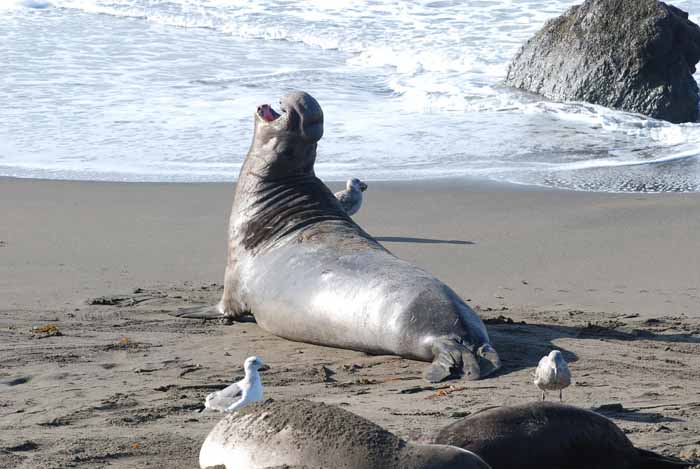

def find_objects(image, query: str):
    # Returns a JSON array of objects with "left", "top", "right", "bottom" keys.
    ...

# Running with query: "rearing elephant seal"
[
  {"left": 199, "top": 399, "right": 490, "bottom": 469},
  {"left": 175, "top": 91, "right": 500, "bottom": 382}
]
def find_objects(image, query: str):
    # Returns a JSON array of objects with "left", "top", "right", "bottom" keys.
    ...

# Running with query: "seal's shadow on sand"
[
  {"left": 222, "top": 316, "right": 700, "bottom": 382},
  {"left": 376, "top": 236, "right": 475, "bottom": 245},
  {"left": 486, "top": 319, "right": 700, "bottom": 377},
  {"left": 595, "top": 408, "right": 684, "bottom": 424},
  {"left": 486, "top": 322, "right": 580, "bottom": 376}
]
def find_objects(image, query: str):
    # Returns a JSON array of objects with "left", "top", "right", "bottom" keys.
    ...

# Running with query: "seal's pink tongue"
[{"left": 261, "top": 105, "right": 276, "bottom": 122}]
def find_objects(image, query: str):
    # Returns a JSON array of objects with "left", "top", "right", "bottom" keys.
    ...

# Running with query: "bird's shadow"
[
  {"left": 0, "top": 376, "right": 31, "bottom": 387},
  {"left": 375, "top": 236, "right": 475, "bottom": 245}
]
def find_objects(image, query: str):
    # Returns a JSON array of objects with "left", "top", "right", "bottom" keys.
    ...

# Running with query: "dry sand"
[{"left": 1, "top": 177, "right": 700, "bottom": 468}]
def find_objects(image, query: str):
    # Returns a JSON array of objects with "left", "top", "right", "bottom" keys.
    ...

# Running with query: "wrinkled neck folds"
[{"left": 237, "top": 175, "right": 353, "bottom": 253}]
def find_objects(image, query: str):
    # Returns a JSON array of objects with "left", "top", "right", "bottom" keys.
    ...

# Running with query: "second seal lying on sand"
[
  {"left": 433, "top": 402, "right": 690, "bottom": 469},
  {"left": 175, "top": 91, "right": 500, "bottom": 382}
]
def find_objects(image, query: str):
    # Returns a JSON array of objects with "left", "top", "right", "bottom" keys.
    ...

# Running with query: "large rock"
[{"left": 505, "top": 0, "right": 700, "bottom": 123}]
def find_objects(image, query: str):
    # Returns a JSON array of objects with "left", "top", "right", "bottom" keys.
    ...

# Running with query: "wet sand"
[{"left": 1, "top": 177, "right": 700, "bottom": 468}]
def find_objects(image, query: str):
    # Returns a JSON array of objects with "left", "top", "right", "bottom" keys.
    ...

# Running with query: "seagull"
[
  {"left": 204, "top": 356, "right": 268, "bottom": 413},
  {"left": 335, "top": 178, "right": 368, "bottom": 216},
  {"left": 534, "top": 350, "right": 571, "bottom": 402}
]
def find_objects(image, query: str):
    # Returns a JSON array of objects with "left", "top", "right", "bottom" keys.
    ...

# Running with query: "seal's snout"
[
  {"left": 359, "top": 181, "right": 368, "bottom": 192},
  {"left": 280, "top": 91, "right": 324, "bottom": 142},
  {"left": 257, "top": 104, "right": 281, "bottom": 122}
]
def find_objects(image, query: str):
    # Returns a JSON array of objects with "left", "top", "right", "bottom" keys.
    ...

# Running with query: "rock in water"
[{"left": 505, "top": 0, "right": 700, "bottom": 123}]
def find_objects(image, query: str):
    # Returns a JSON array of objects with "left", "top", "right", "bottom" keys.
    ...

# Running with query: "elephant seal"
[
  {"left": 174, "top": 90, "right": 500, "bottom": 382},
  {"left": 199, "top": 399, "right": 490, "bottom": 469},
  {"left": 432, "top": 402, "right": 690, "bottom": 469}
]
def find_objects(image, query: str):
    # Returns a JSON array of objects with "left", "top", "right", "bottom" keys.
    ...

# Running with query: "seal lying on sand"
[
  {"left": 432, "top": 402, "right": 690, "bottom": 469},
  {"left": 199, "top": 399, "right": 490, "bottom": 469},
  {"left": 174, "top": 91, "right": 500, "bottom": 382}
]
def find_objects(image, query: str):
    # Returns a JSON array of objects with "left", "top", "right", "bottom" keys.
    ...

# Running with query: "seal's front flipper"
[
  {"left": 424, "top": 356, "right": 454, "bottom": 383},
  {"left": 170, "top": 305, "right": 222, "bottom": 320},
  {"left": 477, "top": 343, "right": 501, "bottom": 378}
]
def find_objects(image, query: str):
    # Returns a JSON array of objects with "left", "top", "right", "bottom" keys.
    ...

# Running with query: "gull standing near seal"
[
  {"left": 199, "top": 399, "right": 491, "bottom": 469},
  {"left": 204, "top": 356, "right": 267, "bottom": 413},
  {"left": 432, "top": 402, "right": 690, "bottom": 469},
  {"left": 334, "top": 177, "right": 367, "bottom": 216},
  {"left": 173, "top": 91, "right": 500, "bottom": 383},
  {"left": 534, "top": 350, "right": 571, "bottom": 401}
]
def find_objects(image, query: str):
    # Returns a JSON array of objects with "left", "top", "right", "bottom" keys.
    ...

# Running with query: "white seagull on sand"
[
  {"left": 335, "top": 178, "right": 368, "bottom": 216},
  {"left": 534, "top": 350, "right": 571, "bottom": 402},
  {"left": 204, "top": 356, "right": 268, "bottom": 413}
]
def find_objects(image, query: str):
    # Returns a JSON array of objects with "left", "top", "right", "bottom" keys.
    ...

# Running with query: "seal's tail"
[
  {"left": 170, "top": 305, "right": 223, "bottom": 320},
  {"left": 637, "top": 449, "right": 692, "bottom": 468}
]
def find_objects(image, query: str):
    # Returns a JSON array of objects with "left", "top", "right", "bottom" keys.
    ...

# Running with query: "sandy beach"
[{"left": 2, "top": 177, "right": 700, "bottom": 468}]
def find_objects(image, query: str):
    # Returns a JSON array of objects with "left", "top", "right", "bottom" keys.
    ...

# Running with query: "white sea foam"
[
  {"left": 1, "top": 0, "right": 700, "bottom": 191},
  {"left": 47, "top": 0, "right": 575, "bottom": 108},
  {"left": 553, "top": 148, "right": 700, "bottom": 171},
  {"left": 0, "top": 0, "right": 51, "bottom": 9}
]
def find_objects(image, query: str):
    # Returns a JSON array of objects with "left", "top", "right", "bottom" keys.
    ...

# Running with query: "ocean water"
[{"left": 1, "top": 0, "right": 700, "bottom": 192}]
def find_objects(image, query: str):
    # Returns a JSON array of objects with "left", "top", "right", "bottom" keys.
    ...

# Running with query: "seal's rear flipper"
[
  {"left": 477, "top": 344, "right": 501, "bottom": 378},
  {"left": 424, "top": 337, "right": 481, "bottom": 383},
  {"left": 637, "top": 449, "right": 691, "bottom": 468},
  {"left": 424, "top": 359, "right": 454, "bottom": 383},
  {"left": 170, "top": 305, "right": 222, "bottom": 320}
]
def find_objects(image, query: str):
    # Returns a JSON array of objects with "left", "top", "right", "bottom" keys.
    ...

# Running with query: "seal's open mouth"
[{"left": 257, "top": 104, "right": 281, "bottom": 122}]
